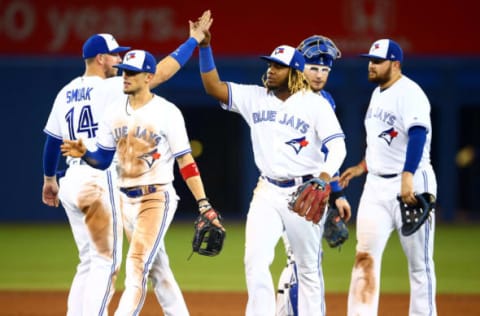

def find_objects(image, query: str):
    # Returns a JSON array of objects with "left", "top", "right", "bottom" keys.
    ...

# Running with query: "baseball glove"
[
  {"left": 397, "top": 193, "right": 436, "bottom": 236},
  {"left": 288, "top": 178, "right": 331, "bottom": 224},
  {"left": 323, "top": 207, "right": 349, "bottom": 248},
  {"left": 192, "top": 205, "right": 226, "bottom": 256}
]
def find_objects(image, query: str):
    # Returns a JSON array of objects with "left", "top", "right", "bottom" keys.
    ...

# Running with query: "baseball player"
[
  {"left": 42, "top": 11, "right": 213, "bottom": 316},
  {"left": 61, "top": 49, "right": 224, "bottom": 316},
  {"left": 197, "top": 29, "right": 346, "bottom": 315},
  {"left": 339, "top": 39, "right": 437, "bottom": 316},
  {"left": 276, "top": 35, "right": 351, "bottom": 316}
]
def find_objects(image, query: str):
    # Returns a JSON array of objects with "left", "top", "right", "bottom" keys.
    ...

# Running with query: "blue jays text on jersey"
[
  {"left": 252, "top": 110, "right": 310, "bottom": 134},
  {"left": 66, "top": 87, "right": 93, "bottom": 103},
  {"left": 113, "top": 125, "right": 162, "bottom": 146},
  {"left": 365, "top": 106, "right": 396, "bottom": 126}
]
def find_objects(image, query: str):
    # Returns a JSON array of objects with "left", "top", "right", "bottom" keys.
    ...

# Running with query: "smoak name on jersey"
[{"left": 66, "top": 87, "right": 93, "bottom": 103}]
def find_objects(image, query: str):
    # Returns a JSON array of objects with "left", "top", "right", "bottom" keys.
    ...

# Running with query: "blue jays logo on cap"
[
  {"left": 126, "top": 52, "right": 136, "bottom": 61},
  {"left": 261, "top": 45, "right": 305, "bottom": 72},
  {"left": 361, "top": 39, "right": 403, "bottom": 62}
]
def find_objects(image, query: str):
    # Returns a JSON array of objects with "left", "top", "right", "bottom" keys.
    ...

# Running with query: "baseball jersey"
[
  {"left": 44, "top": 75, "right": 124, "bottom": 161},
  {"left": 95, "top": 95, "right": 191, "bottom": 187},
  {"left": 364, "top": 75, "right": 432, "bottom": 175},
  {"left": 222, "top": 82, "right": 345, "bottom": 178}
]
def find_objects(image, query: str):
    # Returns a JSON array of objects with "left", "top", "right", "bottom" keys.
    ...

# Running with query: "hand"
[
  {"left": 335, "top": 197, "right": 352, "bottom": 222},
  {"left": 400, "top": 171, "right": 416, "bottom": 205},
  {"left": 42, "top": 176, "right": 59, "bottom": 207},
  {"left": 190, "top": 10, "right": 213, "bottom": 44},
  {"left": 339, "top": 164, "right": 365, "bottom": 188},
  {"left": 61, "top": 139, "right": 86, "bottom": 158},
  {"left": 199, "top": 201, "right": 225, "bottom": 231},
  {"left": 199, "top": 30, "right": 211, "bottom": 48}
]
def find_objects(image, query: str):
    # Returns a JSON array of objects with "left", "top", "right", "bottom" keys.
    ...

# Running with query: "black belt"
[
  {"left": 377, "top": 173, "right": 399, "bottom": 179},
  {"left": 120, "top": 184, "right": 164, "bottom": 198},
  {"left": 264, "top": 175, "right": 313, "bottom": 188}
]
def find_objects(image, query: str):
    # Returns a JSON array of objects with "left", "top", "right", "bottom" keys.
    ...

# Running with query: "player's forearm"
[
  {"left": 199, "top": 45, "right": 229, "bottom": 104},
  {"left": 403, "top": 126, "right": 427, "bottom": 173},
  {"left": 43, "top": 134, "right": 62, "bottom": 177},
  {"left": 185, "top": 176, "right": 208, "bottom": 203},
  {"left": 150, "top": 37, "right": 198, "bottom": 88},
  {"left": 177, "top": 155, "right": 208, "bottom": 202},
  {"left": 82, "top": 147, "right": 115, "bottom": 170}
]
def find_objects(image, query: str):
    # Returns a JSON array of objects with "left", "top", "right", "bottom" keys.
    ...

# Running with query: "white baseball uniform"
[
  {"left": 95, "top": 94, "right": 191, "bottom": 316},
  {"left": 44, "top": 75, "right": 124, "bottom": 316},
  {"left": 348, "top": 75, "right": 437, "bottom": 316},
  {"left": 223, "top": 82, "right": 345, "bottom": 316}
]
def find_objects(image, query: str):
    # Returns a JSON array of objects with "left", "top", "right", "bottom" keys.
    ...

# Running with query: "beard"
[{"left": 368, "top": 62, "right": 393, "bottom": 85}]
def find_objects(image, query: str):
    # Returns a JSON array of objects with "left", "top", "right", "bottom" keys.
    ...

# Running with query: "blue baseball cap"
[
  {"left": 82, "top": 33, "right": 130, "bottom": 59},
  {"left": 114, "top": 50, "right": 157, "bottom": 74},
  {"left": 261, "top": 45, "right": 305, "bottom": 71},
  {"left": 360, "top": 39, "right": 403, "bottom": 62}
]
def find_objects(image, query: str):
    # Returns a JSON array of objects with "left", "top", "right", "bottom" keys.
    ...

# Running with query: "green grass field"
[{"left": 0, "top": 222, "right": 478, "bottom": 293}]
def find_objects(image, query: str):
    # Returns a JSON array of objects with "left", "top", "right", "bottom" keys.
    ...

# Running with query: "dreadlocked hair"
[
  {"left": 288, "top": 69, "right": 311, "bottom": 94},
  {"left": 262, "top": 68, "right": 311, "bottom": 94}
]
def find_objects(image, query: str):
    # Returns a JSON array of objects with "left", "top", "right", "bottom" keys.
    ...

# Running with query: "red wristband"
[{"left": 180, "top": 162, "right": 200, "bottom": 180}]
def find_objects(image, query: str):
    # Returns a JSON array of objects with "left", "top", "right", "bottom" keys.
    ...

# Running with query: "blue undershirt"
[
  {"left": 83, "top": 147, "right": 115, "bottom": 170},
  {"left": 404, "top": 126, "right": 427, "bottom": 173},
  {"left": 42, "top": 135, "right": 62, "bottom": 177}
]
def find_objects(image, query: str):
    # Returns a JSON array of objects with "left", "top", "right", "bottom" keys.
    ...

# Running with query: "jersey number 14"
[{"left": 65, "top": 105, "right": 99, "bottom": 140}]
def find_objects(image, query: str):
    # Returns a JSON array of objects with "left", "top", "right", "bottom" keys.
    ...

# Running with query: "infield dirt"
[{"left": 0, "top": 291, "right": 479, "bottom": 315}]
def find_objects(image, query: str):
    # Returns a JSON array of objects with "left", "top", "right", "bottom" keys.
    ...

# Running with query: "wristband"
[
  {"left": 199, "top": 46, "right": 216, "bottom": 73},
  {"left": 180, "top": 162, "right": 200, "bottom": 180},
  {"left": 197, "top": 198, "right": 211, "bottom": 213},
  {"left": 170, "top": 37, "right": 197, "bottom": 67}
]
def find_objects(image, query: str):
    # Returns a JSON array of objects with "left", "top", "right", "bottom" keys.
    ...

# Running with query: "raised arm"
[
  {"left": 150, "top": 10, "right": 213, "bottom": 88},
  {"left": 198, "top": 29, "right": 229, "bottom": 104}
]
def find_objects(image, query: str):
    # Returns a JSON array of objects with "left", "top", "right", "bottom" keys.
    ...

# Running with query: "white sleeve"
[
  {"left": 95, "top": 103, "right": 117, "bottom": 150},
  {"left": 167, "top": 106, "right": 192, "bottom": 157},
  {"left": 321, "top": 137, "right": 346, "bottom": 177}
]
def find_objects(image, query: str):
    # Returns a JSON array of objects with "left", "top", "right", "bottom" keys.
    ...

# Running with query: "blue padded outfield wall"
[{"left": 1, "top": 56, "right": 479, "bottom": 222}]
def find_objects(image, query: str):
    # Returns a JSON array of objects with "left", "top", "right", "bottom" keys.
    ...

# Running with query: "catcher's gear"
[
  {"left": 192, "top": 205, "right": 226, "bottom": 256},
  {"left": 276, "top": 252, "right": 298, "bottom": 316},
  {"left": 397, "top": 193, "right": 436, "bottom": 236},
  {"left": 288, "top": 178, "right": 331, "bottom": 224},
  {"left": 296, "top": 35, "right": 341, "bottom": 68},
  {"left": 323, "top": 207, "right": 349, "bottom": 248}
]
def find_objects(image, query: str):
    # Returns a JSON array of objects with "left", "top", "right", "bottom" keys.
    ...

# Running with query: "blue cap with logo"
[
  {"left": 82, "top": 33, "right": 130, "bottom": 59},
  {"left": 360, "top": 39, "right": 403, "bottom": 62},
  {"left": 261, "top": 45, "right": 305, "bottom": 71},
  {"left": 114, "top": 50, "right": 157, "bottom": 74}
]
